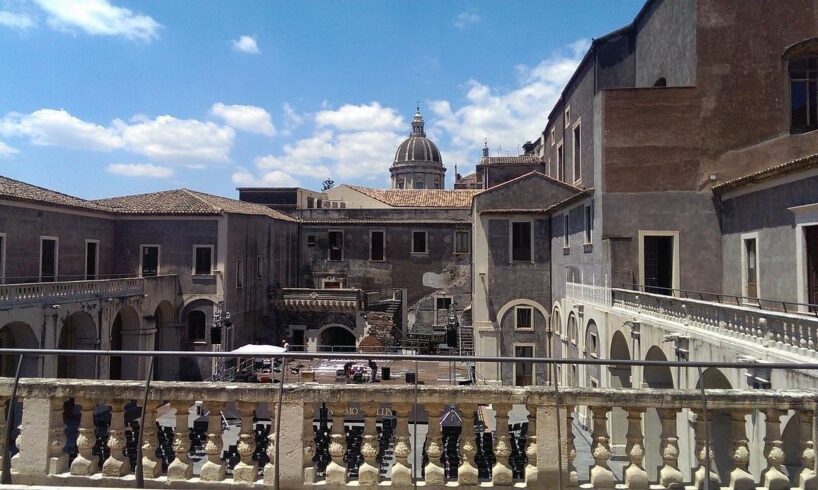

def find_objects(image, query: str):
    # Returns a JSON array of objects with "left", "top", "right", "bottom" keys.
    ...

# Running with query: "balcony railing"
[
  {"left": 565, "top": 282, "right": 612, "bottom": 307},
  {"left": 0, "top": 277, "right": 149, "bottom": 309},
  {"left": 273, "top": 288, "right": 364, "bottom": 311}
]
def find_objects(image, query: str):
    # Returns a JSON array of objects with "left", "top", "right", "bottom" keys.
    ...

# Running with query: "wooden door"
[{"left": 807, "top": 227, "right": 818, "bottom": 306}]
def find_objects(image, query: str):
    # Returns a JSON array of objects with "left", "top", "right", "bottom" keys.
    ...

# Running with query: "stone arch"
[
  {"left": 178, "top": 299, "right": 216, "bottom": 382},
  {"left": 608, "top": 329, "right": 632, "bottom": 451},
  {"left": 643, "top": 345, "right": 674, "bottom": 481},
  {"left": 109, "top": 305, "right": 141, "bottom": 380},
  {"left": 317, "top": 324, "right": 357, "bottom": 352},
  {"left": 644, "top": 345, "right": 673, "bottom": 388},
  {"left": 58, "top": 311, "right": 97, "bottom": 379},
  {"left": 496, "top": 299, "right": 549, "bottom": 329},
  {"left": 564, "top": 313, "right": 580, "bottom": 387},
  {"left": 695, "top": 367, "right": 733, "bottom": 482},
  {"left": 153, "top": 300, "right": 177, "bottom": 381},
  {"left": 0, "top": 322, "right": 38, "bottom": 377},
  {"left": 550, "top": 305, "right": 562, "bottom": 363}
]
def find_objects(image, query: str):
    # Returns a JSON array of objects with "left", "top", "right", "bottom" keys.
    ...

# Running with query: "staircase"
[{"left": 459, "top": 325, "right": 474, "bottom": 356}]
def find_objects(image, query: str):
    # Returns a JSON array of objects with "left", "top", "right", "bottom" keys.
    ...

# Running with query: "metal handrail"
[{"left": 620, "top": 282, "right": 818, "bottom": 317}]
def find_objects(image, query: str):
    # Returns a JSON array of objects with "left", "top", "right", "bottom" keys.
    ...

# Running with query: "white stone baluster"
[
  {"left": 302, "top": 403, "right": 316, "bottom": 484},
  {"left": 232, "top": 401, "right": 258, "bottom": 483},
  {"left": 47, "top": 397, "right": 68, "bottom": 475},
  {"left": 423, "top": 402, "right": 445, "bottom": 486},
  {"left": 458, "top": 403, "right": 478, "bottom": 485},
  {"left": 491, "top": 403, "right": 513, "bottom": 485},
  {"left": 798, "top": 410, "right": 816, "bottom": 490},
  {"left": 140, "top": 401, "right": 162, "bottom": 479},
  {"left": 762, "top": 409, "right": 789, "bottom": 489},
  {"left": 166, "top": 400, "right": 192, "bottom": 480},
  {"left": 624, "top": 408, "right": 649, "bottom": 489},
  {"left": 263, "top": 402, "right": 277, "bottom": 486},
  {"left": 324, "top": 402, "right": 347, "bottom": 486},
  {"left": 357, "top": 402, "right": 380, "bottom": 488},
  {"left": 729, "top": 410, "right": 754, "bottom": 490},
  {"left": 567, "top": 405, "right": 578, "bottom": 487},
  {"left": 70, "top": 398, "right": 98, "bottom": 476},
  {"left": 524, "top": 403, "right": 537, "bottom": 485},
  {"left": 199, "top": 401, "right": 225, "bottom": 482},
  {"left": 589, "top": 406, "right": 615, "bottom": 489},
  {"left": 692, "top": 409, "right": 720, "bottom": 489},
  {"left": 658, "top": 408, "right": 683, "bottom": 488},
  {"left": 391, "top": 401, "right": 413, "bottom": 488},
  {"left": 102, "top": 400, "right": 130, "bottom": 476}
]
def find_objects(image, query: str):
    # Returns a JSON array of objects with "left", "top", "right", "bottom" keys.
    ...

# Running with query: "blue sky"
[{"left": 0, "top": 0, "right": 643, "bottom": 199}]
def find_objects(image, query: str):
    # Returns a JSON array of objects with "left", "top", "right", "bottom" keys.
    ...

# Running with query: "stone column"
[
  {"left": 524, "top": 403, "right": 537, "bottom": 485},
  {"left": 624, "top": 407, "right": 649, "bottom": 489},
  {"left": 232, "top": 401, "right": 258, "bottom": 483},
  {"left": 263, "top": 403, "right": 277, "bottom": 486},
  {"left": 799, "top": 410, "right": 816, "bottom": 490},
  {"left": 200, "top": 401, "right": 225, "bottom": 482},
  {"left": 589, "top": 406, "right": 615, "bottom": 489},
  {"left": 658, "top": 408, "right": 683, "bottom": 488},
  {"left": 166, "top": 400, "right": 192, "bottom": 480},
  {"left": 302, "top": 403, "right": 316, "bottom": 484},
  {"left": 140, "top": 401, "right": 162, "bottom": 479},
  {"left": 762, "top": 409, "right": 789, "bottom": 489},
  {"left": 47, "top": 397, "right": 68, "bottom": 475},
  {"left": 423, "top": 402, "right": 445, "bottom": 485},
  {"left": 324, "top": 402, "right": 347, "bottom": 486},
  {"left": 728, "top": 410, "right": 754, "bottom": 490},
  {"left": 70, "top": 398, "right": 98, "bottom": 476},
  {"left": 492, "top": 403, "right": 513, "bottom": 485},
  {"left": 102, "top": 400, "right": 130, "bottom": 476},
  {"left": 458, "top": 403, "right": 479, "bottom": 485},
  {"left": 692, "top": 409, "right": 720, "bottom": 490},
  {"left": 358, "top": 402, "right": 381, "bottom": 488},
  {"left": 391, "top": 401, "right": 413, "bottom": 488}
]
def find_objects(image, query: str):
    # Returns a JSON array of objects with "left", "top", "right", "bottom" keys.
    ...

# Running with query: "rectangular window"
[
  {"left": 323, "top": 280, "right": 342, "bottom": 289},
  {"left": 307, "top": 235, "right": 316, "bottom": 247},
  {"left": 256, "top": 255, "right": 263, "bottom": 280},
  {"left": 193, "top": 245, "right": 213, "bottom": 275},
  {"left": 40, "top": 237, "right": 58, "bottom": 282},
  {"left": 557, "top": 143, "right": 565, "bottom": 182},
  {"left": 573, "top": 123, "right": 581, "bottom": 183},
  {"left": 514, "top": 345, "right": 534, "bottom": 386},
  {"left": 584, "top": 205, "right": 593, "bottom": 244},
  {"left": 515, "top": 307, "right": 533, "bottom": 329},
  {"left": 306, "top": 197, "right": 315, "bottom": 209},
  {"left": 236, "top": 258, "right": 244, "bottom": 289},
  {"left": 563, "top": 214, "right": 570, "bottom": 248},
  {"left": 85, "top": 240, "right": 99, "bottom": 280},
  {"left": 412, "top": 231, "right": 428, "bottom": 254},
  {"left": 436, "top": 297, "right": 452, "bottom": 310},
  {"left": 370, "top": 230, "right": 385, "bottom": 261},
  {"left": 0, "top": 233, "right": 5, "bottom": 283},
  {"left": 550, "top": 127, "right": 555, "bottom": 145},
  {"left": 790, "top": 58, "right": 818, "bottom": 131},
  {"left": 328, "top": 231, "right": 344, "bottom": 261},
  {"left": 141, "top": 245, "right": 159, "bottom": 277},
  {"left": 511, "top": 222, "right": 532, "bottom": 262},
  {"left": 564, "top": 107, "right": 570, "bottom": 128},
  {"left": 454, "top": 230, "right": 470, "bottom": 254},
  {"left": 744, "top": 237, "right": 758, "bottom": 299},
  {"left": 413, "top": 181, "right": 425, "bottom": 189}
]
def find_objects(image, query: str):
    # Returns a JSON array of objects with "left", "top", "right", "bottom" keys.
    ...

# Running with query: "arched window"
[
  {"left": 790, "top": 56, "right": 817, "bottom": 132},
  {"left": 653, "top": 77, "right": 667, "bottom": 87},
  {"left": 551, "top": 308, "right": 562, "bottom": 336},
  {"left": 188, "top": 311, "right": 206, "bottom": 342},
  {"left": 567, "top": 314, "right": 578, "bottom": 345}
]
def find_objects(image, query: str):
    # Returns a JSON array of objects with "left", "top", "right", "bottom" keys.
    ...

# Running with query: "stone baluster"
[
  {"left": 728, "top": 410, "right": 754, "bottom": 489},
  {"left": 762, "top": 409, "right": 789, "bottom": 489},
  {"left": 801, "top": 324, "right": 809, "bottom": 351},
  {"left": 783, "top": 322, "right": 792, "bottom": 347},
  {"left": 140, "top": 401, "right": 162, "bottom": 478},
  {"left": 624, "top": 408, "right": 649, "bottom": 489},
  {"left": 302, "top": 403, "right": 316, "bottom": 484},
  {"left": 324, "top": 402, "right": 347, "bottom": 486},
  {"left": 589, "top": 406, "right": 615, "bottom": 489},
  {"left": 423, "top": 402, "right": 445, "bottom": 486},
  {"left": 524, "top": 403, "right": 538, "bottom": 485},
  {"left": 47, "top": 397, "right": 68, "bottom": 475},
  {"left": 200, "top": 401, "right": 225, "bottom": 482},
  {"left": 391, "top": 402, "right": 413, "bottom": 488},
  {"left": 166, "top": 400, "right": 193, "bottom": 480},
  {"left": 263, "top": 402, "right": 277, "bottom": 486},
  {"left": 658, "top": 408, "right": 684, "bottom": 488},
  {"left": 692, "top": 409, "right": 720, "bottom": 489},
  {"left": 798, "top": 410, "right": 816, "bottom": 490},
  {"left": 102, "top": 400, "right": 130, "bottom": 476},
  {"left": 232, "top": 401, "right": 258, "bottom": 483},
  {"left": 458, "top": 403, "right": 479, "bottom": 485},
  {"left": 491, "top": 403, "right": 513, "bottom": 485},
  {"left": 567, "top": 405, "right": 578, "bottom": 487},
  {"left": 70, "top": 398, "right": 98, "bottom": 476},
  {"left": 357, "top": 402, "right": 381, "bottom": 488}
]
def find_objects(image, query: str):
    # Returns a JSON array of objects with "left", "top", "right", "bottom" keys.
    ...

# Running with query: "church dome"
[{"left": 393, "top": 109, "right": 442, "bottom": 165}]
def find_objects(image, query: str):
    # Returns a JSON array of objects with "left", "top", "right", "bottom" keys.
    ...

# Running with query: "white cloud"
[
  {"left": 106, "top": 163, "right": 172, "bottom": 178},
  {"left": 453, "top": 11, "right": 480, "bottom": 29},
  {"left": 231, "top": 35, "right": 259, "bottom": 54},
  {"left": 34, "top": 0, "right": 161, "bottom": 42},
  {"left": 0, "top": 11, "right": 35, "bottom": 30},
  {"left": 315, "top": 102, "right": 404, "bottom": 132},
  {"left": 281, "top": 103, "right": 304, "bottom": 135},
  {"left": 0, "top": 109, "right": 121, "bottom": 150},
  {"left": 254, "top": 131, "right": 334, "bottom": 177},
  {"left": 232, "top": 168, "right": 299, "bottom": 187},
  {"left": 210, "top": 103, "right": 275, "bottom": 136},
  {"left": 0, "top": 141, "right": 18, "bottom": 158},
  {"left": 332, "top": 130, "right": 405, "bottom": 179}
]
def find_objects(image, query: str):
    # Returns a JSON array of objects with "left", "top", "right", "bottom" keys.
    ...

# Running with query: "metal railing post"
[
  {"left": 697, "top": 365, "right": 712, "bottom": 490},
  {"left": 135, "top": 356, "right": 154, "bottom": 488}
]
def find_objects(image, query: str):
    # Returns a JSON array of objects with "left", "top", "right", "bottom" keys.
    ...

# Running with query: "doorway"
[
  {"left": 807, "top": 226, "right": 818, "bottom": 307},
  {"left": 643, "top": 235, "right": 674, "bottom": 294}
]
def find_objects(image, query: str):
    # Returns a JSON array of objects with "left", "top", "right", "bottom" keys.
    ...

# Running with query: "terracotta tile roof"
[
  {"left": 303, "top": 219, "right": 470, "bottom": 225},
  {"left": 0, "top": 175, "right": 110, "bottom": 212},
  {"left": 479, "top": 155, "right": 543, "bottom": 165},
  {"left": 713, "top": 153, "right": 818, "bottom": 194},
  {"left": 95, "top": 189, "right": 297, "bottom": 221},
  {"left": 479, "top": 208, "right": 549, "bottom": 215},
  {"left": 347, "top": 186, "right": 480, "bottom": 208},
  {"left": 475, "top": 171, "right": 584, "bottom": 198},
  {"left": 544, "top": 189, "right": 595, "bottom": 213}
]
